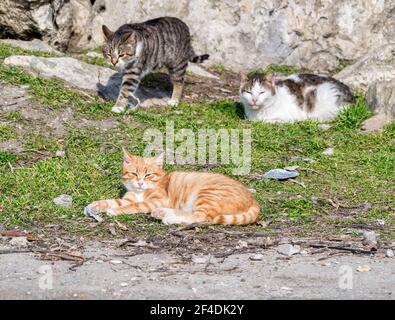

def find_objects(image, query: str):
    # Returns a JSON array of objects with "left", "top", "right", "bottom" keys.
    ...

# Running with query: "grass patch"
[
  {"left": 0, "top": 124, "right": 17, "bottom": 142},
  {"left": 0, "top": 43, "right": 393, "bottom": 239}
]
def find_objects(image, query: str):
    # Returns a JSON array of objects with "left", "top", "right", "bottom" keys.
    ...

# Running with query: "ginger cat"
[{"left": 86, "top": 149, "right": 260, "bottom": 225}]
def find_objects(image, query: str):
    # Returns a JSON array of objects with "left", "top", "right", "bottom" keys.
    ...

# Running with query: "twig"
[
  {"left": 309, "top": 244, "right": 373, "bottom": 255},
  {"left": 0, "top": 249, "right": 32, "bottom": 255}
]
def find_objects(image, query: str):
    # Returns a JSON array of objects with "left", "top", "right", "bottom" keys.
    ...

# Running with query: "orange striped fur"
[{"left": 86, "top": 149, "right": 260, "bottom": 225}]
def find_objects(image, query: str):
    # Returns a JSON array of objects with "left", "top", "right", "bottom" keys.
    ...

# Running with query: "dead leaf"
[
  {"left": 115, "top": 220, "right": 128, "bottom": 231},
  {"left": 357, "top": 265, "right": 371, "bottom": 272},
  {"left": 0, "top": 230, "right": 37, "bottom": 241}
]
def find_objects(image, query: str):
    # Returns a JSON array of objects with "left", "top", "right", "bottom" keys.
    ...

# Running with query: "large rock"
[
  {"left": 3, "top": 55, "right": 171, "bottom": 104},
  {"left": 335, "top": 43, "right": 395, "bottom": 91},
  {"left": 75, "top": 0, "right": 395, "bottom": 70},
  {"left": 0, "top": 39, "right": 61, "bottom": 54},
  {"left": 0, "top": 0, "right": 91, "bottom": 51},
  {"left": 366, "top": 80, "right": 395, "bottom": 118}
]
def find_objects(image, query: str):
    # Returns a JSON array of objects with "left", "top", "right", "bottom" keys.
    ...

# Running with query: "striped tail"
[
  {"left": 190, "top": 53, "right": 210, "bottom": 63},
  {"left": 212, "top": 201, "right": 260, "bottom": 225}
]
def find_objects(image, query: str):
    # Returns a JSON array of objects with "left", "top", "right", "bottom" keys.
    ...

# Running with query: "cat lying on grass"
[
  {"left": 240, "top": 72, "right": 355, "bottom": 122},
  {"left": 85, "top": 149, "right": 260, "bottom": 226}
]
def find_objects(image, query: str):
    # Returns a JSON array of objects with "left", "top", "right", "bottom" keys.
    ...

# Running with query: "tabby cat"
[
  {"left": 240, "top": 72, "right": 355, "bottom": 122},
  {"left": 85, "top": 149, "right": 260, "bottom": 225},
  {"left": 102, "top": 17, "right": 209, "bottom": 113}
]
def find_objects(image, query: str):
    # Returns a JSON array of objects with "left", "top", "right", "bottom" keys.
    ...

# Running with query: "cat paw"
[
  {"left": 168, "top": 99, "right": 179, "bottom": 107},
  {"left": 162, "top": 212, "right": 184, "bottom": 225},
  {"left": 111, "top": 105, "right": 126, "bottom": 113},
  {"left": 151, "top": 208, "right": 168, "bottom": 219},
  {"left": 106, "top": 208, "right": 118, "bottom": 216}
]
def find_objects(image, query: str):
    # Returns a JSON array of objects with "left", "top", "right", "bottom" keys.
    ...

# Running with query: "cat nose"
[
  {"left": 138, "top": 181, "right": 144, "bottom": 187},
  {"left": 111, "top": 58, "right": 118, "bottom": 65},
  {"left": 252, "top": 98, "right": 258, "bottom": 104}
]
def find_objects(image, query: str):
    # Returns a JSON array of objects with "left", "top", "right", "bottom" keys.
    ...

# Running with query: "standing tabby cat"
[
  {"left": 85, "top": 150, "right": 260, "bottom": 225},
  {"left": 240, "top": 73, "right": 355, "bottom": 122},
  {"left": 102, "top": 17, "right": 209, "bottom": 113}
]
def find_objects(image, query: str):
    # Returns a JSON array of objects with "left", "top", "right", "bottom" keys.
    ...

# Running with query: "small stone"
[
  {"left": 9, "top": 237, "right": 28, "bottom": 247},
  {"left": 110, "top": 260, "right": 123, "bottom": 265},
  {"left": 276, "top": 244, "right": 301, "bottom": 256},
  {"left": 120, "top": 282, "right": 128, "bottom": 287},
  {"left": 357, "top": 265, "right": 371, "bottom": 272},
  {"left": 386, "top": 249, "right": 394, "bottom": 258},
  {"left": 280, "top": 286, "right": 293, "bottom": 291},
  {"left": 263, "top": 169, "right": 299, "bottom": 180},
  {"left": 108, "top": 226, "right": 116, "bottom": 236},
  {"left": 53, "top": 194, "right": 73, "bottom": 208},
  {"left": 359, "top": 230, "right": 378, "bottom": 248},
  {"left": 236, "top": 240, "right": 248, "bottom": 249},
  {"left": 322, "top": 147, "right": 335, "bottom": 155},
  {"left": 376, "top": 219, "right": 385, "bottom": 226},
  {"left": 249, "top": 254, "right": 264, "bottom": 261},
  {"left": 283, "top": 165, "right": 299, "bottom": 171},
  {"left": 318, "top": 123, "right": 331, "bottom": 131},
  {"left": 55, "top": 150, "right": 66, "bottom": 157}
]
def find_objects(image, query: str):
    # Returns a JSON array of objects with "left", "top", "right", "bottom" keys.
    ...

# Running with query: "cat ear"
[
  {"left": 266, "top": 73, "right": 277, "bottom": 88},
  {"left": 151, "top": 152, "right": 164, "bottom": 167},
  {"left": 122, "top": 32, "right": 136, "bottom": 43},
  {"left": 122, "top": 148, "right": 134, "bottom": 164},
  {"left": 102, "top": 25, "right": 114, "bottom": 40}
]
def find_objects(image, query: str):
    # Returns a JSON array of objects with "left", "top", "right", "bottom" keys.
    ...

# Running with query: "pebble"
[
  {"left": 249, "top": 254, "right": 264, "bottom": 261},
  {"left": 357, "top": 265, "right": 371, "bottom": 272},
  {"left": 120, "top": 282, "right": 128, "bottom": 287},
  {"left": 322, "top": 147, "right": 335, "bottom": 155},
  {"left": 263, "top": 169, "right": 299, "bottom": 180},
  {"left": 192, "top": 255, "right": 209, "bottom": 264},
  {"left": 9, "top": 237, "right": 28, "bottom": 247},
  {"left": 110, "top": 260, "right": 123, "bottom": 265},
  {"left": 53, "top": 194, "right": 73, "bottom": 208},
  {"left": 276, "top": 244, "right": 301, "bottom": 256},
  {"left": 386, "top": 249, "right": 394, "bottom": 258},
  {"left": 55, "top": 150, "right": 65, "bottom": 157}
]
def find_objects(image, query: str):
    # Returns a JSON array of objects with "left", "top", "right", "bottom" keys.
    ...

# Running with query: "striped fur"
[
  {"left": 102, "top": 17, "right": 209, "bottom": 113},
  {"left": 87, "top": 150, "right": 260, "bottom": 226}
]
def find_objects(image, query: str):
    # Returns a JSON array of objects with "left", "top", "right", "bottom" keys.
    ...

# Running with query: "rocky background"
[{"left": 0, "top": 0, "right": 394, "bottom": 127}]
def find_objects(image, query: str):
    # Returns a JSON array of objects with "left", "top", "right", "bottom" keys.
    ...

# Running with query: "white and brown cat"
[
  {"left": 240, "top": 72, "right": 355, "bottom": 122},
  {"left": 85, "top": 149, "right": 260, "bottom": 225}
]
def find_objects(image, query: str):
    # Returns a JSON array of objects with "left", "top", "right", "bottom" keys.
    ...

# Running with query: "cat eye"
[
  {"left": 259, "top": 91, "right": 265, "bottom": 95},
  {"left": 244, "top": 91, "right": 252, "bottom": 95},
  {"left": 145, "top": 173, "right": 153, "bottom": 178},
  {"left": 119, "top": 53, "right": 126, "bottom": 57},
  {"left": 129, "top": 172, "right": 138, "bottom": 177}
]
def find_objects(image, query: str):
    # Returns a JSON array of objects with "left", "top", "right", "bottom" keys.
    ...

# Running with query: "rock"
[
  {"left": 9, "top": 236, "right": 28, "bottom": 247},
  {"left": 75, "top": 0, "right": 395, "bottom": 71},
  {"left": 361, "top": 114, "right": 392, "bottom": 133},
  {"left": 283, "top": 165, "right": 299, "bottom": 171},
  {"left": 120, "top": 282, "right": 128, "bottom": 287},
  {"left": 84, "top": 207, "right": 103, "bottom": 223},
  {"left": 236, "top": 240, "right": 248, "bottom": 249},
  {"left": 110, "top": 260, "right": 123, "bottom": 265},
  {"left": 357, "top": 265, "right": 371, "bottom": 273},
  {"left": 0, "top": 0, "right": 73, "bottom": 51},
  {"left": 4, "top": 55, "right": 171, "bottom": 104},
  {"left": 366, "top": 80, "right": 395, "bottom": 119},
  {"left": 336, "top": 44, "right": 395, "bottom": 92},
  {"left": 359, "top": 230, "right": 378, "bottom": 249},
  {"left": 187, "top": 64, "right": 219, "bottom": 79},
  {"left": 249, "top": 254, "right": 264, "bottom": 261},
  {"left": 53, "top": 194, "right": 73, "bottom": 208},
  {"left": 289, "top": 156, "right": 315, "bottom": 163},
  {"left": 263, "top": 169, "right": 299, "bottom": 180},
  {"left": 386, "top": 249, "right": 394, "bottom": 258},
  {"left": 55, "top": 150, "right": 66, "bottom": 157},
  {"left": 318, "top": 124, "right": 331, "bottom": 131},
  {"left": 276, "top": 244, "right": 301, "bottom": 256},
  {"left": 376, "top": 219, "right": 385, "bottom": 226},
  {"left": 322, "top": 147, "right": 335, "bottom": 155},
  {"left": 0, "top": 39, "right": 61, "bottom": 54}
]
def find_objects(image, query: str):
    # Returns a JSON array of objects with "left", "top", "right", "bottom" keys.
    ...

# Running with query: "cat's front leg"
[
  {"left": 86, "top": 199, "right": 132, "bottom": 213},
  {"left": 112, "top": 68, "right": 142, "bottom": 113}
]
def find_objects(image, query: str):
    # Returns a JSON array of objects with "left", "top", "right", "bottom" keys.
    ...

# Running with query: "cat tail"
[
  {"left": 189, "top": 51, "right": 210, "bottom": 63},
  {"left": 212, "top": 200, "right": 260, "bottom": 225}
]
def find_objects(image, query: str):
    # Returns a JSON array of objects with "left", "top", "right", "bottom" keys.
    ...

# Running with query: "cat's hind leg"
[
  {"left": 168, "top": 61, "right": 188, "bottom": 106},
  {"left": 151, "top": 208, "right": 210, "bottom": 225}
]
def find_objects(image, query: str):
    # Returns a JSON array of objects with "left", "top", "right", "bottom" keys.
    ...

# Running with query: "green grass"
[
  {"left": 0, "top": 124, "right": 16, "bottom": 142},
  {"left": 0, "top": 43, "right": 394, "bottom": 240}
]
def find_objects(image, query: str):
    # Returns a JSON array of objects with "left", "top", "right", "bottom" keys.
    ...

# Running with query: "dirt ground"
[{"left": 1, "top": 237, "right": 394, "bottom": 300}]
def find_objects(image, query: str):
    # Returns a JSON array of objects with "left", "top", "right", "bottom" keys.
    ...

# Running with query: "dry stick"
[
  {"left": 309, "top": 244, "right": 373, "bottom": 255},
  {"left": 0, "top": 249, "right": 32, "bottom": 255}
]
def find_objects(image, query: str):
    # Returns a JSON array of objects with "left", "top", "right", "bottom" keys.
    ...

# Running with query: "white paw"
[
  {"left": 168, "top": 99, "right": 179, "bottom": 107},
  {"left": 106, "top": 208, "right": 117, "bottom": 216},
  {"left": 111, "top": 105, "right": 126, "bottom": 113},
  {"left": 162, "top": 211, "right": 183, "bottom": 225},
  {"left": 151, "top": 208, "right": 173, "bottom": 220}
]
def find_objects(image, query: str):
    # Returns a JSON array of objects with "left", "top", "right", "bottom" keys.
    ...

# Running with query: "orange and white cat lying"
[{"left": 85, "top": 149, "right": 260, "bottom": 225}]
